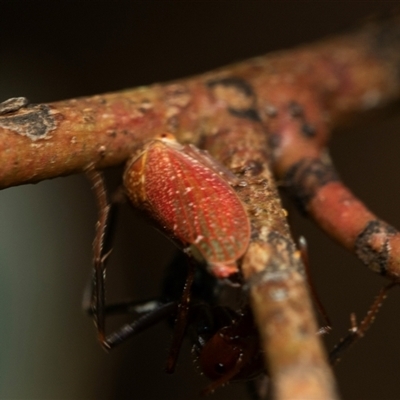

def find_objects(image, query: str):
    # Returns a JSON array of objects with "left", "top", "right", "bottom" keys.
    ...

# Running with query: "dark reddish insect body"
[
  {"left": 123, "top": 133, "right": 250, "bottom": 278},
  {"left": 126, "top": 251, "right": 266, "bottom": 395},
  {"left": 191, "top": 305, "right": 264, "bottom": 395},
  {"left": 161, "top": 253, "right": 265, "bottom": 393}
]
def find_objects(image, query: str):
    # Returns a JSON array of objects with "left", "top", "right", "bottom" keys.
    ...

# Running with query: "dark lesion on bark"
[
  {"left": 0, "top": 100, "right": 57, "bottom": 140},
  {"left": 283, "top": 158, "right": 339, "bottom": 215},
  {"left": 206, "top": 76, "right": 261, "bottom": 122},
  {"left": 355, "top": 220, "right": 398, "bottom": 275}
]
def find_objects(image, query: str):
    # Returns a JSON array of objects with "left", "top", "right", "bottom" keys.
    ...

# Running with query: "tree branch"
[{"left": 1, "top": 16, "right": 399, "bottom": 188}]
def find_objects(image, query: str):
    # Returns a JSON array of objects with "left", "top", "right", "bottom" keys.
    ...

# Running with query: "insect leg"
[
  {"left": 85, "top": 167, "right": 111, "bottom": 348},
  {"left": 86, "top": 168, "right": 179, "bottom": 349},
  {"left": 165, "top": 256, "right": 196, "bottom": 373},
  {"left": 103, "top": 301, "right": 178, "bottom": 347},
  {"left": 329, "top": 282, "right": 397, "bottom": 365}
]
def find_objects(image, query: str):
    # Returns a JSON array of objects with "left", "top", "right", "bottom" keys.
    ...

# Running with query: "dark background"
[{"left": 1, "top": 2, "right": 400, "bottom": 399}]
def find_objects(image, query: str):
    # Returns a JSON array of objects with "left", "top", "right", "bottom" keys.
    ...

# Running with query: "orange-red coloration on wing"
[{"left": 123, "top": 133, "right": 250, "bottom": 278}]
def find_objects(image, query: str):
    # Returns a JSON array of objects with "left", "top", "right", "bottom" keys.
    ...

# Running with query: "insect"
[{"left": 85, "top": 132, "right": 251, "bottom": 354}]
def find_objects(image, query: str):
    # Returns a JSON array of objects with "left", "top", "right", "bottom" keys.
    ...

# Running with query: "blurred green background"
[{"left": 1, "top": 2, "right": 400, "bottom": 399}]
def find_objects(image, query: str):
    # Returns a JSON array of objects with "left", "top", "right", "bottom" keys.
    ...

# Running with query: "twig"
[
  {"left": 1, "top": 16, "right": 399, "bottom": 189},
  {"left": 201, "top": 110, "right": 338, "bottom": 398}
]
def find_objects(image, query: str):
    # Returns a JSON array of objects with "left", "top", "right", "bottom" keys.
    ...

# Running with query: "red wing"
[{"left": 143, "top": 143, "right": 250, "bottom": 266}]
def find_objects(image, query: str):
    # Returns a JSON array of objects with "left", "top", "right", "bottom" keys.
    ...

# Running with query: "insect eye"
[{"left": 214, "top": 363, "right": 227, "bottom": 375}]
